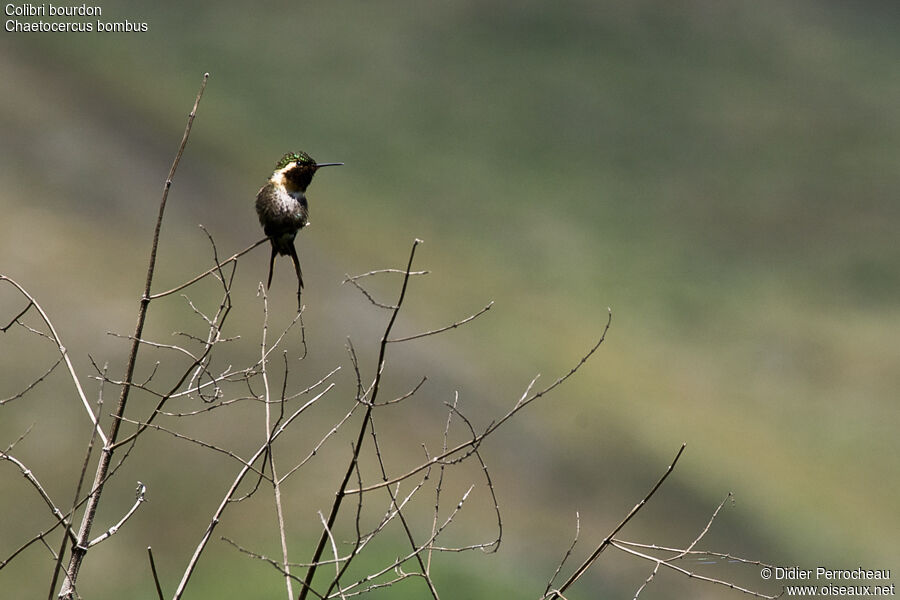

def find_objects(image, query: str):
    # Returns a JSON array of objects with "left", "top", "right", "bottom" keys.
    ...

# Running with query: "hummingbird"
[{"left": 255, "top": 151, "right": 342, "bottom": 310}]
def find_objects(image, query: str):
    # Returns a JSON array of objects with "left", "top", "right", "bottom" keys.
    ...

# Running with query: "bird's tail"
[
  {"left": 287, "top": 244, "right": 304, "bottom": 290},
  {"left": 266, "top": 243, "right": 277, "bottom": 289},
  {"left": 288, "top": 244, "right": 304, "bottom": 312}
]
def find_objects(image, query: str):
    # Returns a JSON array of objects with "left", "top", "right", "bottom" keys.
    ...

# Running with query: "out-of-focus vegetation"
[{"left": 1, "top": 1, "right": 898, "bottom": 598}]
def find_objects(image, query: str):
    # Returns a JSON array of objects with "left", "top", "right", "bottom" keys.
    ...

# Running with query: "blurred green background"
[{"left": 2, "top": 1, "right": 898, "bottom": 598}]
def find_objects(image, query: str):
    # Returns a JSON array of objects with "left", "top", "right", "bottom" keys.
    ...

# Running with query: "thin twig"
[
  {"left": 546, "top": 442, "right": 686, "bottom": 599},
  {"left": 663, "top": 492, "right": 733, "bottom": 561},
  {"left": 259, "top": 288, "right": 294, "bottom": 600},
  {"left": 0, "top": 298, "right": 34, "bottom": 331},
  {"left": 149, "top": 239, "right": 267, "bottom": 300},
  {"left": 0, "top": 355, "right": 63, "bottom": 405},
  {"left": 610, "top": 541, "right": 780, "bottom": 599},
  {"left": 388, "top": 302, "right": 493, "bottom": 342},
  {"left": 277, "top": 398, "right": 360, "bottom": 484},
  {"left": 631, "top": 562, "right": 661, "bottom": 600},
  {"left": 343, "top": 268, "right": 430, "bottom": 281},
  {"left": 114, "top": 416, "right": 268, "bottom": 477},
  {"left": 443, "top": 396, "right": 502, "bottom": 552},
  {"left": 613, "top": 541, "right": 775, "bottom": 569},
  {"left": 342, "top": 276, "right": 396, "bottom": 309},
  {"left": 86, "top": 482, "right": 147, "bottom": 547},
  {"left": 544, "top": 512, "right": 580, "bottom": 596},
  {"left": 342, "top": 268, "right": 429, "bottom": 309},
  {"left": 0, "top": 277, "right": 107, "bottom": 444},
  {"left": 318, "top": 511, "right": 345, "bottom": 598},
  {"left": 147, "top": 547, "right": 165, "bottom": 600},
  {"left": 0, "top": 452, "right": 78, "bottom": 544},
  {"left": 377, "top": 376, "right": 427, "bottom": 406}
]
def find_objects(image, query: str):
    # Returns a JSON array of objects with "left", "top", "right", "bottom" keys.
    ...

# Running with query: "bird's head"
[{"left": 273, "top": 151, "right": 342, "bottom": 192}]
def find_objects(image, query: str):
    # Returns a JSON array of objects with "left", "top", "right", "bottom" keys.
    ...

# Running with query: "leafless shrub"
[{"left": 0, "top": 74, "right": 780, "bottom": 600}]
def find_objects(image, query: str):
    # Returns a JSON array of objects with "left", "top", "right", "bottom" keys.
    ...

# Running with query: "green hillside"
[{"left": 2, "top": 2, "right": 898, "bottom": 598}]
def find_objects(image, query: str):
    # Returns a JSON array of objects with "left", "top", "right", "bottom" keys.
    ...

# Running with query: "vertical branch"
[
  {"left": 297, "top": 239, "right": 422, "bottom": 600},
  {"left": 48, "top": 369, "right": 107, "bottom": 599},
  {"left": 57, "top": 73, "right": 209, "bottom": 600},
  {"left": 259, "top": 289, "right": 295, "bottom": 600}
]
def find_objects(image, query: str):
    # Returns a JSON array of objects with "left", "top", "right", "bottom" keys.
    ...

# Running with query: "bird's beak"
[{"left": 315, "top": 162, "right": 344, "bottom": 168}]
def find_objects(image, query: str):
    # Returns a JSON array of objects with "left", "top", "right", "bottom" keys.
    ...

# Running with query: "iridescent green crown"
[{"left": 276, "top": 151, "right": 315, "bottom": 170}]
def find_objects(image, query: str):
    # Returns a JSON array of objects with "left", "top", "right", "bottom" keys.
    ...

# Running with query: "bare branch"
[
  {"left": 377, "top": 376, "right": 427, "bottom": 406},
  {"left": 344, "top": 268, "right": 430, "bottom": 281},
  {"left": 49, "top": 373, "right": 108, "bottom": 597},
  {"left": 388, "top": 301, "right": 493, "bottom": 343},
  {"left": 259, "top": 289, "right": 295, "bottom": 600},
  {"left": 342, "top": 275, "right": 396, "bottom": 310},
  {"left": 149, "top": 239, "right": 267, "bottom": 300},
  {"left": 147, "top": 547, "right": 165, "bottom": 600},
  {"left": 0, "top": 451, "right": 78, "bottom": 544},
  {"left": 318, "top": 511, "right": 345, "bottom": 599},
  {"left": 443, "top": 395, "right": 502, "bottom": 552},
  {"left": 0, "top": 276, "right": 107, "bottom": 445},
  {"left": 545, "top": 442, "right": 686, "bottom": 599},
  {"left": 277, "top": 399, "right": 360, "bottom": 485},
  {"left": 87, "top": 482, "right": 147, "bottom": 547},
  {"left": 544, "top": 512, "right": 580, "bottom": 596},
  {"left": 342, "top": 268, "right": 429, "bottom": 309},
  {"left": 58, "top": 72, "right": 210, "bottom": 600},
  {"left": 0, "top": 355, "right": 63, "bottom": 406},
  {"left": 610, "top": 541, "right": 780, "bottom": 599},
  {"left": 0, "top": 298, "right": 34, "bottom": 331},
  {"left": 613, "top": 540, "right": 775, "bottom": 570},
  {"left": 608, "top": 493, "right": 779, "bottom": 599},
  {"left": 662, "top": 492, "right": 733, "bottom": 561},
  {"left": 631, "top": 561, "right": 661, "bottom": 600},
  {"left": 114, "top": 416, "right": 269, "bottom": 478}
]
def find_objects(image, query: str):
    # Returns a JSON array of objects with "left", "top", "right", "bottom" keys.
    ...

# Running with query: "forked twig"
[
  {"left": 609, "top": 492, "right": 779, "bottom": 600},
  {"left": 610, "top": 541, "right": 780, "bottom": 599}
]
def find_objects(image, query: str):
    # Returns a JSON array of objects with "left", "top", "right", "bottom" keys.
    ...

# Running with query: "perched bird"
[{"left": 255, "top": 151, "right": 342, "bottom": 309}]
